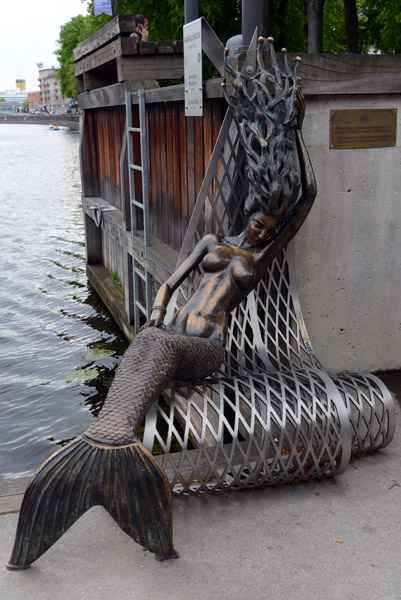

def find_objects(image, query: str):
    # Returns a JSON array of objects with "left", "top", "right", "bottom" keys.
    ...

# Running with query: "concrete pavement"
[{"left": 1, "top": 377, "right": 400, "bottom": 600}]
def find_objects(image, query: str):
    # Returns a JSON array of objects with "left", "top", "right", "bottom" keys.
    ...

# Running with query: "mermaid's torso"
[{"left": 168, "top": 241, "right": 257, "bottom": 344}]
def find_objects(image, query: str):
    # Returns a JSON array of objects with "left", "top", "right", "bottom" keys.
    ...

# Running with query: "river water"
[{"left": 0, "top": 124, "right": 128, "bottom": 479}]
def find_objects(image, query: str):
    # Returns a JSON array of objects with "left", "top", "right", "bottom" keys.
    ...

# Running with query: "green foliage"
[
  {"left": 23, "top": 100, "right": 29, "bottom": 112},
  {"left": 270, "top": 0, "right": 307, "bottom": 52},
  {"left": 65, "top": 368, "right": 100, "bottom": 383},
  {"left": 108, "top": 269, "right": 121, "bottom": 286},
  {"left": 323, "top": 1, "right": 347, "bottom": 52},
  {"left": 379, "top": 1, "right": 401, "bottom": 53},
  {"left": 270, "top": 0, "right": 401, "bottom": 54},
  {"left": 85, "top": 347, "right": 116, "bottom": 361},
  {"left": 55, "top": 15, "right": 88, "bottom": 98},
  {"left": 359, "top": 0, "right": 401, "bottom": 53}
]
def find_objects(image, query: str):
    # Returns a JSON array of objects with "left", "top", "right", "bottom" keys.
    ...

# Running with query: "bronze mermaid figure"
[{"left": 7, "top": 37, "right": 316, "bottom": 569}]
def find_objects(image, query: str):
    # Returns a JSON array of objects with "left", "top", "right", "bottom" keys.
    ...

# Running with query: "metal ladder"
[{"left": 125, "top": 90, "right": 152, "bottom": 329}]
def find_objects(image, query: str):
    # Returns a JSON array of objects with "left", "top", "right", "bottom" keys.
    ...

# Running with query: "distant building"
[
  {"left": 28, "top": 91, "right": 41, "bottom": 111},
  {"left": 16, "top": 79, "right": 26, "bottom": 92},
  {"left": 0, "top": 89, "right": 28, "bottom": 110},
  {"left": 38, "top": 67, "right": 72, "bottom": 114}
]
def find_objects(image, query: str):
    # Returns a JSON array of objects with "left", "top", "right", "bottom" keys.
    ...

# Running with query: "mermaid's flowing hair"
[{"left": 223, "top": 37, "right": 302, "bottom": 221}]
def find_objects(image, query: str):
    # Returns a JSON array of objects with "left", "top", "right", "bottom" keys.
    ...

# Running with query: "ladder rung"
[
  {"left": 132, "top": 200, "right": 144, "bottom": 209},
  {"left": 134, "top": 268, "right": 147, "bottom": 282},
  {"left": 128, "top": 127, "right": 141, "bottom": 133},
  {"left": 129, "top": 164, "right": 143, "bottom": 172},
  {"left": 135, "top": 301, "right": 148, "bottom": 315}
]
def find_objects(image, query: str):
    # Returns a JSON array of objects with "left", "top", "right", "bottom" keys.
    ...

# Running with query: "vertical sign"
[
  {"left": 94, "top": 0, "right": 112, "bottom": 17},
  {"left": 183, "top": 19, "right": 203, "bottom": 117}
]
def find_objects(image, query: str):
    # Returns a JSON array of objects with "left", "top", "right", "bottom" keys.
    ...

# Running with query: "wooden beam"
[
  {"left": 155, "top": 40, "right": 175, "bottom": 54},
  {"left": 73, "top": 14, "right": 136, "bottom": 62},
  {"left": 230, "top": 53, "right": 401, "bottom": 95},
  {"left": 87, "top": 263, "right": 136, "bottom": 341},
  {"left": 76, "top": 74, "right": 85, "bottom": 95},
  {"left": 289, "top": 53, "right": 401, "bottom": 95},
  {"left": 83, "top": 66, "right": 117, "bottom": 92},
  {"left": 75, "top": 38, "right": 136, "bottom": 77},
  {"left": 116, "top": 55, "right": 184, "bottom": 82},
  {"left": 85, "top": 213, "right": 103, "bottom": 265},
  {"left": 78, "top": 80, "right": 158, "bottom": 110},
  {"left": 78, "top": 79, "right": 224, "bottom": 110},
  {"left": 137, "top": 41, "right": 157, "bottom": 55}
]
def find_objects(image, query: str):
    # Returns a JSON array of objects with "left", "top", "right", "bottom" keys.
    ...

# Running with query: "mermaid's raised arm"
[{"left": 144, "top": 234, "right": 218, "bottom": 327}]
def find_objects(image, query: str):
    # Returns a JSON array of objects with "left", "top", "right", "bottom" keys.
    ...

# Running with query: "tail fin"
[{"left": 6, "top": 436, "right": 178, "bottom": 570}]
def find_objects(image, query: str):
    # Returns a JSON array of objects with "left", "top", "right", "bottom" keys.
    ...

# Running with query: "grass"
[{"left": 108, "top": 269, "right": 121, "bottom": 286}]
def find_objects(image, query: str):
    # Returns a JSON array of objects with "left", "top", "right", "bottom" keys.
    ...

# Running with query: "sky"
[{"left": 0, "top": 0, "right": 90, "bottom": 92}]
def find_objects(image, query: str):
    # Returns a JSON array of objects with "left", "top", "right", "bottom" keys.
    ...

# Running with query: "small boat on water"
[{"left": 48, "top": 124, "right": 60, "bottom": 130}]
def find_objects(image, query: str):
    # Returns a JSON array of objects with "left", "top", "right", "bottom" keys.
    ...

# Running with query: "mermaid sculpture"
[{"left": 7, "top": 37, "right": 316, "bottom": 569}]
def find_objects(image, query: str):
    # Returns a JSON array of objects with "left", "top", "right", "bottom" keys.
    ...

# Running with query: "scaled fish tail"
[
  {"left": 6, "top": 435, "right": 178, "bottom": 570},
  {"left": 6, "top": 328, "right": 200, "bottom": 570}
]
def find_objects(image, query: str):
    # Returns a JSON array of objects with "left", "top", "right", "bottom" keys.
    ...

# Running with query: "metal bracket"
[
  {"left": 89, "top": 203, "right": 118, "bottom": 228},
  {"left": 240, "top": 28, "right": 258, "bottom": 75}
]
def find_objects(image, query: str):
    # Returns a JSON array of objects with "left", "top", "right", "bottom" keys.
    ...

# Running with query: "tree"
[
  {"left": 55, "top": 12, "right": 111, "bottom": 97},
  {"left": 268, "top": 0, "right": 307, "bottom": 52},
  {"left": 378, "top": 0, "right": 401, "bottom": 53},
  {"left": 361, "top": 0, "right": 401, "bottom": 53},
  {"left": 55, "top": 15, "right": 89, "bottom": 98}
]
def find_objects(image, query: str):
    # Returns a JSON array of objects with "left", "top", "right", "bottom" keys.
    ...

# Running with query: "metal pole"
[
  {"left": 241, "top": 0, "right": 264, "bottom": 46},
  {"left": 185, "top": 0, "right": 199, "bottom": 24}
]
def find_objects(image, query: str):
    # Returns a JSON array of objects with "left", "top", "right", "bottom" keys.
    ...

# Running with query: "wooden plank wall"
[
  {"left": 91, "top": 106, "right": 127, "bottom": 208},
  {"left": 82, "top": 96, "right": 226, "bottom": 255},
  {"left": 146, "top": 97, "right": 226, "bottom": 252}
]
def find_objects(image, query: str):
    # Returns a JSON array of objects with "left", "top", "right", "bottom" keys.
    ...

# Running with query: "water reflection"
[{"left": 0, "top": 125, "right": 128, "bottom": 478}]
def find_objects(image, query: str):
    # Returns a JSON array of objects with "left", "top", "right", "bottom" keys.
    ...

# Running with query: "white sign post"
[{"left": 183, "top": 19, "right": 203, "bottom": 117}]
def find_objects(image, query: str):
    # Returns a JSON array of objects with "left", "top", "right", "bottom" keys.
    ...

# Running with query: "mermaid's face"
[{"left": 246, "top": 212, "right": 279, "bottom": 246}]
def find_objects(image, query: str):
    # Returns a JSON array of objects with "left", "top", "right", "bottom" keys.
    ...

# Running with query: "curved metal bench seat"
[
  {"left": 142, "top": 110, "right": 395, "bottom": 494},
  {"left": 144, "top": 369, "right": 352, "bottom": 495}
]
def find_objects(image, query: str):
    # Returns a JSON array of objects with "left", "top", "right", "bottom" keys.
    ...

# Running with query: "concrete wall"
[{"left": 295, "top": 94, "right": 401, "bottom": 373}]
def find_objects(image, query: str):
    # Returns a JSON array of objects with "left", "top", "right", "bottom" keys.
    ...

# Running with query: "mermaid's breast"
[
  {"left": 201, "top": 248, "right": 230, "bottom": 272},
  {"left": 231, "top": 256, "right": 256, "bottom": 289},
  {"left": 202, "top": 248, "right": 256, "bottom": 289}
]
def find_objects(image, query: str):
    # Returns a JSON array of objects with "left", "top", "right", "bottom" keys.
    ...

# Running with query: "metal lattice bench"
[{"left": 142, "top": 110, "right": 395, "bottom": 494}]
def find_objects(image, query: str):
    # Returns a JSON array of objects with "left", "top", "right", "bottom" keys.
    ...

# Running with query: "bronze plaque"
[{"left": 330, "top": 109, "right": 397, "bottom": 149}]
